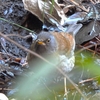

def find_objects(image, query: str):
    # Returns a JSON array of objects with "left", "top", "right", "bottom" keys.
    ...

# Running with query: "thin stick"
[
  {"left": 5, "top": 34, "right": 32, "bottom": 39},
  {"left": 0, "top": 17, "right": 35, "bottom": 34},
  {"left": 63, "top": 0, "right": 88, "bottom": 12},
  {"left": 79, "top": 75, "right": 100, "bottom": 84},
  {"left": 0, "top": 32, "right": 51, "bottom": 65},
  {"left": 76, "top": 43, "right": 100, "bottom": 54}
]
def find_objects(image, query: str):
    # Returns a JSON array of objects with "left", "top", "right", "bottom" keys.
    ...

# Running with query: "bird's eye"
[{"left": 46, "top": 38, "right": 51, "bottom": 43}]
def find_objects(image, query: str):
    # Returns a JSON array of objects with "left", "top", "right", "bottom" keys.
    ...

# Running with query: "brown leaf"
[
  {"left": 76, "top": 20, "right": 100, "bottom": 44},
  {"left": 22, "top": 0, "right": 67, "bottom": 25}
]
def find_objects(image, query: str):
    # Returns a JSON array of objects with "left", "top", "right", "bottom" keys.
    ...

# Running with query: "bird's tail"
[{"left": 66, "top": 24, "right": 82, "bottom": 36}]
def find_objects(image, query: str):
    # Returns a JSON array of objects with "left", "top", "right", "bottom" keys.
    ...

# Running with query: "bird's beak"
[{"left": 37, "top": 41, "right": 46, "bottom": 45}]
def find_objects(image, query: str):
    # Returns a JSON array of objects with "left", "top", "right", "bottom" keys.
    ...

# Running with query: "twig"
[
  {"left": 0, "top": 32, "right": 87, "bottom": 100},
  {"left": 76, "top": 44, "right": 95, "bottom": 54},
  {"left": 0, "top": 52, "right": 17, "bottom": 59},
  {"left": 5, "top": 34, "right": 32, "bottom": 39},
  {"left": 0, "top": 17, "right": 36, "bottom": 34},
  {"left": 90, "top": 0, "right": 95, "bottom": 4},
  {"left": 79, "top": 75, "right": 100, "bottom": 84},
  {"left": 76, "top": 43, "right": 100, "bottom": 54},
  {"left": 63, "top": 0, "right": 88, "bottom": 12},
  {"left": 0, "top": 88, "right": 12, "bottom": 91},
  {"left": 95, "top": 37, "right": 100, "bottom": 42},
  {"left": 78, "top": 45, "right": 96, "bottom": 53},
  {"left": 79, "top": 78, "right": 94, "bottom": 84},
  {"left": 0, "top": 32, "right": 50, "bottom": 65}
]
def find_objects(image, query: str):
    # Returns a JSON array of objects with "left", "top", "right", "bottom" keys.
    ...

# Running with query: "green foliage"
[
  {"left": 76, "top": 51, "right": 100, "bottom": 76},
  {"left": 9, "top": 51, "right": 100, "bottom": 100},
  {"left": 50, "top": 0, "right": 54, "bottom": 14}
]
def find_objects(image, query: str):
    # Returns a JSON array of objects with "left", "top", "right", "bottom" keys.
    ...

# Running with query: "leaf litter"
[{"left": 0, "top": 0, "right": 100, "bottom": 100}]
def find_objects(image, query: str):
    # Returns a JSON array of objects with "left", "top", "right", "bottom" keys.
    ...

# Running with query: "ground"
[{"left": 0, "top": 0, "right": 100, "bottom": 100}]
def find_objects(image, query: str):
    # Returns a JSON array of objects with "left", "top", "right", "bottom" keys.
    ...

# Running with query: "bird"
[{"left": 27, "top": 24, "right": 82, "bottom": 73}]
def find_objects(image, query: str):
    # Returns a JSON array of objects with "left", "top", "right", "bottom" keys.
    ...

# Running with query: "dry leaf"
[
  {"left": 75, "top": 20, "right": 100, "bottom": 44},
  {"left": 64, "top": 12, "right": 86, "bottom": 25},
  {"left": 22, "top": 0, "right": 42, "bottom": 21},
  {"left": 75, "top": 4, "right": 100, "bottom": 44},
  {"left": 22, "top": 0, "right": 67, "bottom": 25}
]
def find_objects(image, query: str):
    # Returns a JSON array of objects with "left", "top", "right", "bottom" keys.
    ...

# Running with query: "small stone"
[{"left": 0, "top": 93, "right": 9, "bottom": 100}]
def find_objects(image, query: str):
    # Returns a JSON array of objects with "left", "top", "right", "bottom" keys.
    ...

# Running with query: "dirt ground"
[
  {"left": 0, "top": 0, "right": 32, "bottom": 95},
  {"left": 0, "top": 0, "right": 100, "bottom": 100}
]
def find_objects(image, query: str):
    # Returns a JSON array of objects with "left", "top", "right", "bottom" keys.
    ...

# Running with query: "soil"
[
  {"left": 0, "top": 0, "right": 100, "bottom": 100},
  {"left": 0, "top": 0, "right": 39, "bottom": 95}
]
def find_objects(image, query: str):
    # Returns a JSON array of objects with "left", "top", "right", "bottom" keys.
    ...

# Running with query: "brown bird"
[{"left": 27, "top": 24, "right": 82, "bottom": 72}]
